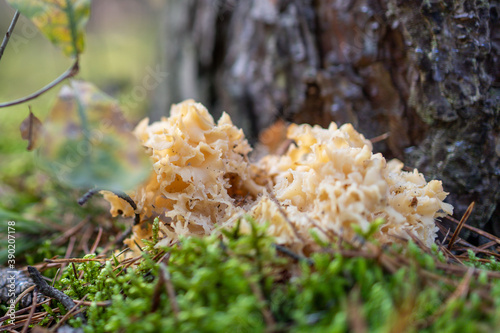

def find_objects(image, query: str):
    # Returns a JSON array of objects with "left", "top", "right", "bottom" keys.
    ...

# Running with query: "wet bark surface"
[{"left": 154, "top": 0, "right": 499, "bottom": 238}]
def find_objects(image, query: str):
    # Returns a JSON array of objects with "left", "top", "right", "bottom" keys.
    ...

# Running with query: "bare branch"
[
  {"left": 27, "top": 266, "right": 85, "bottom": 321},
  {"left": 0, "top": 10, "right": 20, "bottom": 62},
  {"left": 0, "top": 60, "right": 79, "bottom": 108}
]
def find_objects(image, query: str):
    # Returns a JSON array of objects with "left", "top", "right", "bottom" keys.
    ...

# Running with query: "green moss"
[{"left": 39, "top": 221, "right": 500, "bottom": 332}]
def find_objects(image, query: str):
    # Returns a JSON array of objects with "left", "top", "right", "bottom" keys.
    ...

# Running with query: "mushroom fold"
[{"left": 104, "top": 100, "right": 453, "bottom": 253}]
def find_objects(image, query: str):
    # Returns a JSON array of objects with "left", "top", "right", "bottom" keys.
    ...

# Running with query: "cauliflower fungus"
[{"left": 104, "top": 100, "right": 453, "bottom": 253}]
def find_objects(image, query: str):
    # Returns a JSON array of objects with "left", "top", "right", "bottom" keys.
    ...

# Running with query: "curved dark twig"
[
  {"left": 78, "top": 188, "right": 141, "bottom": 242},
  {"left": 77, "top": 188, "right": 100, "bottom": 206},
  {"left": 113, "top": 191, "right": 138, "bottom": 211},
  {"left": 0, "top": 10, "right": 20, "bottom": 62},
  {"left": 79, "top": 188, "right": 137, "bottom": 211},
  {"left": 0, "top": 60, "right": 79, "bottom": 108}
]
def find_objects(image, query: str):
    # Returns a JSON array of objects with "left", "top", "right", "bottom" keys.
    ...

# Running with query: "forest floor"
[{"left": 1, "top": 3, "right": 500, "bottom": 332}]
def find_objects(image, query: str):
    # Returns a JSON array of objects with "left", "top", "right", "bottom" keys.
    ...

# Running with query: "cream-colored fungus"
[{"left": 104, "top": 100, "right": 453, "bottom": 253}]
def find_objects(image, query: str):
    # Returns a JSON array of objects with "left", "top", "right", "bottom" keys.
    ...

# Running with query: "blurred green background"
[
  {"left": 0, "top": 0, "right": 163, "bottom": 263},
  {"left": 0, "top": 0, "right": 161, "bottom": 188}
]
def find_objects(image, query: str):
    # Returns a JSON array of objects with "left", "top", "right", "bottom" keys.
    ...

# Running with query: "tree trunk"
[{"left": 153, "top": 0, "right": 500, "bottom": 239}]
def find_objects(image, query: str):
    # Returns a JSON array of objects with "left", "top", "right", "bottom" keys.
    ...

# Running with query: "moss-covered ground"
[
  {"left": 1, "top": 4, "right": 500, "bottom": 332},
  {"left": 2, "top": 213, "right": 500, "bottom": 332}
]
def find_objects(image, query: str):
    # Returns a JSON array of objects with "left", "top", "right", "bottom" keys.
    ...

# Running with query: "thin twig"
[
  {"left": 448, "top": 202, "right": 475, "bottom": 250},
  {"left": 439, "top": 246, "right": 464, "bottom": 265},
  {"left": 80, "top": 225, "right": 93, "bottom": 254},
  {"left": 113, "top": 255, "right": 142, "bottom": 270},
  {"left": 71, "top": 263, "right": 79, "bottom": 280},
  {"left": 346, "top": 287, "right": 368, "bottom": 333},
  {"left": 433, "top": 261, "right": 500, "bottom": 279},
  {"left": 65, "top": 236, "right": 77, "bottom": 259},
  {"left": 15, "top": 311, "right": 52, "bottom": 326},
  {"left": 273, "top": 243, "right": 314, "bottom": 266},
  {"left": 151, "top": 273, "right": 163, "bottom": 313},
  {"left": 266, "top": 187, "right": 303, "bottom": 242},
  {"left": 21, "top": 291, "right": 37, "bottom": 333},
  {"left": 159, "top": 263, "right": 180, "bottom": 318},
  {"left": 90, "top": 227, "right": 103, "bottom": 254},
  {"left": 27, "top": 266, "right": 85, "bottom": 321},
  {"left": 114, "top": 255, "right": 143, "bottom": 276},
  {"left": 447, "top": 267, "right": 474, "bottom": 301},
  {"left": 151, "top": 250, "right": 167, "bottom": 263},
  {"left": 114, "top": 247, "right": 131, "bottom": 258},
  {"left": 244, "top": 270, "right": 276, "bottom": 332},
  {"left": 421, "top": 267, "right": 475, "bottom": 328},
  {"left": 13, "top": 285, "right": 35, "bottom": 307},
  {"left": 0, "top": 299, "right": 51, "bottom": 323},
  {"left": 441, "top": 228, "right": 451, "bottom": 245},
  {"left": 369, "top": 132, "right": 390, "bottom": 143},
  {"left": 477, "top": 240, "right": 497, "bottom": 251},
  {"left": 14, "top": 285, "right": 35, "bottom": 304},
  {"left": 52, "top": 217, "right": 89, "bottom": 246},
  {"left": 51, "top": 295, "right": 88, "bottom": 331},
  {"left": 0, "top": 10, "right": 20, "bottom": 62},
  {"left": 0, "top": 60, "right": 79, "bottom": 108},
  {"left": 133, "top": 239, "right": 144, "bottom": 252},
  {"left": 444, "top": 214, "right": 500, "bottom": 245},
  {"left": 44, "top": 257, "right": 107, "bottom": 264},
  {"left": 74, "top": 299, "right": 112, "bottom": 307},
  {"left": 407, "top": 232, "right": 433, "bottom": 255}
]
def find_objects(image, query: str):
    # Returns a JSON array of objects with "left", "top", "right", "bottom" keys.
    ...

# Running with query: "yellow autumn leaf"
[{"left": 7, "top": 0, "right": 91, "bottom": 57}]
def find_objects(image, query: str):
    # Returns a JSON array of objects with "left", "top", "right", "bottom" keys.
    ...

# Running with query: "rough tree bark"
[{"left": 153, "top": 0, "right": 499, "bottom": 239}]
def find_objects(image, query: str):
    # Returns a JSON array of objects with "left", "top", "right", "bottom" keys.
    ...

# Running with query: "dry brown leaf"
[{"left": 19, "top": 109, "right": 43, "bottom": 151}]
